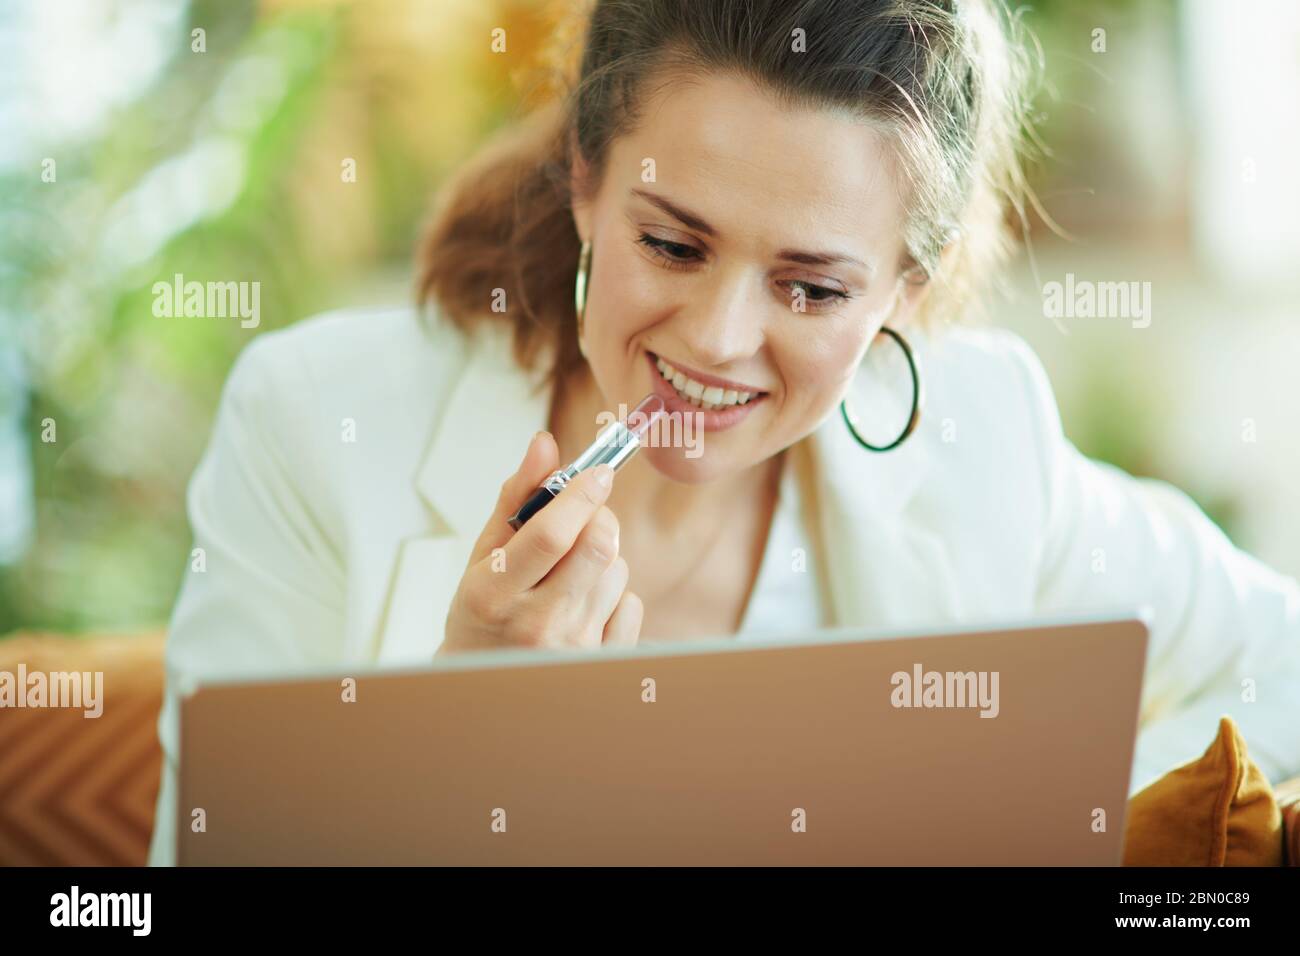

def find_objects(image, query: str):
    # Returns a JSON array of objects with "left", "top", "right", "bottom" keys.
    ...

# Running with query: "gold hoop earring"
[
  {"left": 574, "top": 238, "right": 592, "bottom": 351},
  {"left": 840, "top": 326, "right": 923, "bottom": 452}
]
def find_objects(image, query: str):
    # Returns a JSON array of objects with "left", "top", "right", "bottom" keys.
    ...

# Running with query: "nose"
[{"left": 668, "top": 265, "right": 766, "bottom": 369}]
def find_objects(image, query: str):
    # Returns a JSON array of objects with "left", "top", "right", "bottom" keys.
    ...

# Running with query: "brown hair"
[{"left": 416, "top": 0, "right": 1040, "bottom": 394}]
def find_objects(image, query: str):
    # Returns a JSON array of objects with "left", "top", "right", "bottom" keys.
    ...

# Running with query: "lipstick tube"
[{"left": 507, "top": 393, "right": 666, "bottom": 530}]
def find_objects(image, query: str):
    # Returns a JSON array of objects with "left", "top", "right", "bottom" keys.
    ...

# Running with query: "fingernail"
[{"left": 592, "top": 463, "right": 613, "bottom": 488}]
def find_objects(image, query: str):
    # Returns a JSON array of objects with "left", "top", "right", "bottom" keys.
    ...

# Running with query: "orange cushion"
[
  {"left": 1123, "top": 716, "right": 1283, "bottom": 866},
  {"left": 1275, "top": 776, "right": 1300, "bottom": 866},
  {"left": 0, "top": 632, "right": 165, "bottom": 866}
]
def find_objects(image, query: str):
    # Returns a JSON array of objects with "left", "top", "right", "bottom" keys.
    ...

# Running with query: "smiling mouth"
[{"left": 649, "top": 352, "right": 768, "bottom": 411}]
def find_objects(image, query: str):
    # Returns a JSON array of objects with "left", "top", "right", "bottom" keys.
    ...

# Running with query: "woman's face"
[{"left": 571, "top": 70, "right": 925, "bottom": 484}]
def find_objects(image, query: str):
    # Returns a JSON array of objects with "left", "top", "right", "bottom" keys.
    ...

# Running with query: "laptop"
[{"left": 175, "top": 609, "right": 1149, "bottom": 865}]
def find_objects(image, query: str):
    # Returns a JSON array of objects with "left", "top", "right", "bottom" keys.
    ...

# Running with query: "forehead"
[{"left": 606, "top": 69, "right": 907, "bottom": 257}]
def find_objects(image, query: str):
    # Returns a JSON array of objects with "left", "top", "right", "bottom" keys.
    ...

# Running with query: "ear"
[
  {"left": 890, "top": 232, "right": 961, "bottom": 328},
  {"left": 569, "top": 129, "right": 595, "bottom": 242},
  {"left": 890, "top": 268, "right": 929, "bottom": 329}
]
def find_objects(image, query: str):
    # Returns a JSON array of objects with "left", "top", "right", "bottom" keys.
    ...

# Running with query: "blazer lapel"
[
  {"left": 376, "top": 326, "right": 552, "bottom": 664},
  {"left": 804, "top": 327, "right": 963, "bottom": 631}
]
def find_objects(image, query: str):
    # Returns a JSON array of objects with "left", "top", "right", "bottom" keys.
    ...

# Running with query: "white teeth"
[{"left": 654, "top": 356, "right": 759, "bottom": 408}]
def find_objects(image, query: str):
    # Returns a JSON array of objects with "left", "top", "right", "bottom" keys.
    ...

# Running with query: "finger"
[
  {"left": 469, "top": 430, "right": 559, "bottom": 567},
  {"left": 579, "top": 554, "right": 630, "bottom": 643},
  {"left": 602, "top": 590, "right": 643, "bottom": 647},
  {"left": 538, "top": 505, "right": 620, "bottom": 601},
  {"left": 506, "top": 464, "right": 614, "bottom": 590}
]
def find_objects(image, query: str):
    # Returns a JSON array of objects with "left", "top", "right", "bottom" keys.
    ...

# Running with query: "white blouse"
[{"left": 736, "top": 447, "right": 831, "bottom": 639}]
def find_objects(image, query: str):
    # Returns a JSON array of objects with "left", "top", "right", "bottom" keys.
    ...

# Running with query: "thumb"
[{"left": 468, "top": 430, "right": 560, "bottom": 565}]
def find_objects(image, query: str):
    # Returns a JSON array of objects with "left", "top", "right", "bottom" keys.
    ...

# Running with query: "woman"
[{"left": 148, "top": 0, "right": 1300, "bottom": 864}]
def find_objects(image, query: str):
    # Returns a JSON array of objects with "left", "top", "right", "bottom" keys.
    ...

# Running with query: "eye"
[
  {"left": 779, "top": 280, "right": 852, "bottom": 311},
  {"left": 636, "top": 233, "right": 702, "bottom": 270}
]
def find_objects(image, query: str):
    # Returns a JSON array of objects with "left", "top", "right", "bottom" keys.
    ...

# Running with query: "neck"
[{"left": 548, "top": 363, "right": 781, "bottom": 537}]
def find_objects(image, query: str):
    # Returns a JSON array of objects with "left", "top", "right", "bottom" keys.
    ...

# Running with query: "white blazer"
[{"left": 147, "top": 302, "right": 1300, "bottom": 864}]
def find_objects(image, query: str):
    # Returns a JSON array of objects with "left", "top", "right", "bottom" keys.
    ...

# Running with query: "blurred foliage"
[{"left": 1, "top": 0, "right": 566, "bottom": 633}]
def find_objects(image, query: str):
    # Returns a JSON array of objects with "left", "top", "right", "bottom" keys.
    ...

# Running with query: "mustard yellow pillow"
[
  {"left": 1123, "top": 716, "right": 1283, "bottom": 866},
  {"left": 1275, "top": 777, "right": 1300, "bottom": 866}
]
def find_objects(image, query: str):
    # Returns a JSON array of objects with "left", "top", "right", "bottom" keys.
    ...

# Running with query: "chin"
[{"left": 638, "top": 443, "right": 744, "bottom": 485}]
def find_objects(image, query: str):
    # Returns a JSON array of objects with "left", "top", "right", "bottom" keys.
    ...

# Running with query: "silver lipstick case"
[{"left": 507, "top": 419, "right": 644, "bottom": 530}]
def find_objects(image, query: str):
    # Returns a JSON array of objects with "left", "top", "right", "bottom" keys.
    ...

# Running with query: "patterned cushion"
[{"left": 0, "top": 632, "right": 164, "bottom": 866}]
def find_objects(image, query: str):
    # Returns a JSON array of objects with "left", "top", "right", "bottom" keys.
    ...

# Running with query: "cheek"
[
  {"left": 774, "top": 322, "right": 874, "bottom": 409},
  {"left": 592, "top": 223, "right": 670, "bottom": 303},
  {"left": 787, "top": 283, "right": 900, "bottom": 398},
  {"left": 589, "top": 241, "right": 665, "bottom": 346}
]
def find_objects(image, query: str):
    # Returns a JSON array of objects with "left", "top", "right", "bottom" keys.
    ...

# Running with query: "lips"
[
  {"left": 648, "top": 352, "right": 767, "bottom": 405},
  {"left": 644, "top": 351, "right": 768, "bottom": 432},
  {"left": 653, "top": 353, "right": 766, "bottom": 397}
]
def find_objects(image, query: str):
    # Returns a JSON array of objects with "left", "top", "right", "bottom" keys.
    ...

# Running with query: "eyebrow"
[
  {"left": 632, "top": 188, "right": 716, "bottom": 236},
  {"left": 630, "top": 187, "right": 874, "bottom": 274}
]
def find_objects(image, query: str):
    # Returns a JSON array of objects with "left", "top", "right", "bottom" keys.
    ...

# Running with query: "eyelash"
[
  {"left": 636, "top": 233, "right": 699, "bottom": 270},
  {"left": 635, "top": 233, "right": 853, "bottom": 308}
]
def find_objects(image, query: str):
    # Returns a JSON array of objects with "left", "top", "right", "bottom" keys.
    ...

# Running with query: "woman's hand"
[{"left": 439, "top": 431, "right": 644, "bottom": 654}]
